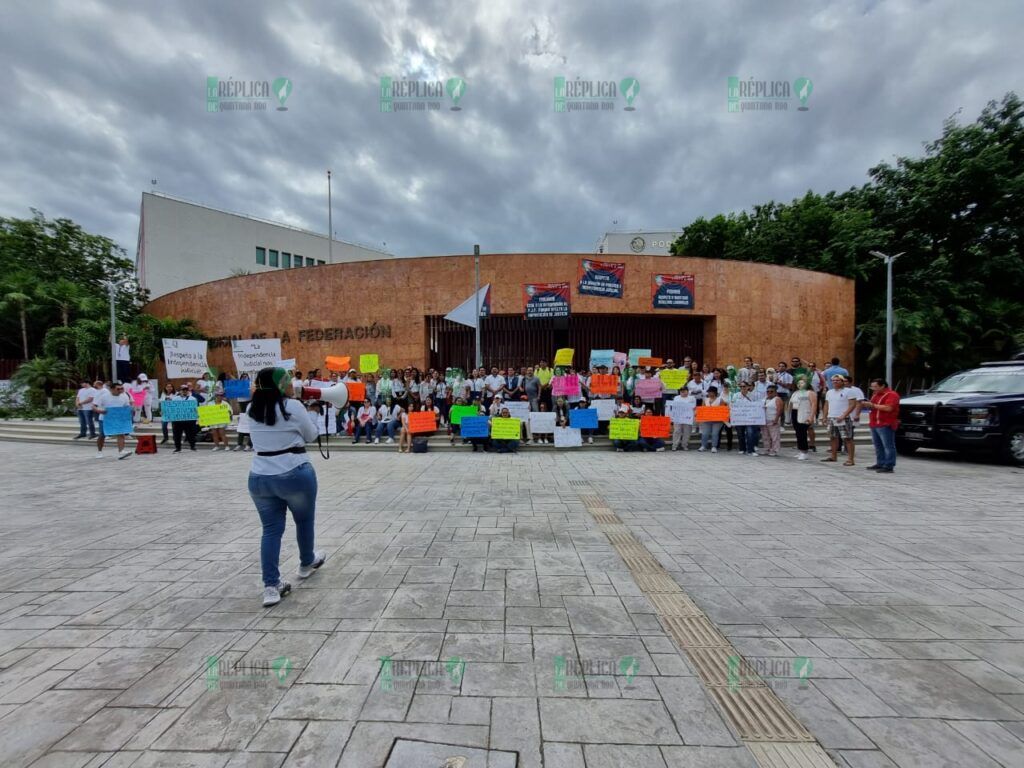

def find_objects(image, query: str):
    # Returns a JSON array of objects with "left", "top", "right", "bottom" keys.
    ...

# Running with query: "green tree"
[
  {"left": 0, "top": 272, "right": 40, "bottom": 359},
  {"left": 11, "top": 356, "right": 77, "bottom": 408}
]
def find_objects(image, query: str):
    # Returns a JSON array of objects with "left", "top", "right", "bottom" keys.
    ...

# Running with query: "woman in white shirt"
[
  {"left": 353, "top": 398, "right": 377, "bottom": 444},
  {"left": 375, "top": 398, "right": 401, "bottom": 444},
  {"left": 698, "top": 386, "right": 726, "bottom": 453},
  {"left": 247, "top": 367, "right": 327, "bottom": 607}
]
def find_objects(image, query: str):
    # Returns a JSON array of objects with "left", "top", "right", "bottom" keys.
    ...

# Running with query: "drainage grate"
[
  {"left": 661, "top": 615, "right": 731, "bottom": 649},
  {"left": 633, "top": 573, "right": 683, "bottom": 593},
  {"left": 646, "top": 592, "right": 703, "bottom": 617},
  {"left": 746, "top": 742, "right": 837, "bottom": 767},
  {"left": 708, "top": 687, "right": 815, "bottom": 742},
  {"left": 688, "top": 647, "right": 766, "bottom": 688}
]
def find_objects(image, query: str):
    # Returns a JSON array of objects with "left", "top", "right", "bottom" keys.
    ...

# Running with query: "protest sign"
[
  {"left": 279, "top": 358, "right": 296, "bottom": 371},
  {"left": 408, "top": 411, "right": 437, "bottom": 433},
  {"left": 551, "top": 374, "right": 581, "bottom": 397},
  {"left": 628, "top": 349, "right": 651, "bottom": 366},
  {"left": 728, "top": 398, "right": 767, "bottom": 426},
  {"left": 130, "top": 389, "right": 146, "bottom": 406},
  {"left": 161, "top": 399, "right": 198, "bottom": 422},
  {"left": 640, "top": 415, "right": 671, "bottom": 438},
  {"left": 232, "top": 339, "right": 282, "bottom": 374},
  {"left": 198, "top": 403, "right": 232, "bottom": 427},
  {"left": 102, "top": 406, "right": 133, "bottom": 436},
  {"left": 529, "top": 411, "right": 556, "bottom": 433},
  {"left": 490, "top": 417, "right": 522, "bottom": 440},
  {"left": 589, "top": 349, "right": 615, "bottom": 370},
  {"left": 608, "top": 418, "right": 640, "bottom": 440},
  {"left": 162, "top": 338, "right": 208, "bottom": 379},
  {"left": 501, "top": 400, "right": 530, "bottom": 420},
  {"left": 359, "top": 354, "right": 379, "bottom": 373},
  {"left": 593, "top": 399, "right": 617, "bottom": 421},
  {"left": 613, "top": 351, "right": 628, "bottom": 369},
  {"left": 325, "top": 355, "right": 351, "bottom": 372},
  {"left": 635, "top": 378, "right": 663, "bottom": 399},
  {"left": 637, "top": 356, "right": 663, "bottom": 368},
  {"left": 460, "top": 416, "right": 490, "bottom": 438},
  {"left": 589, "top": 374, "right": 618, "bottom": 395},
  {"left": 569, "top": 408, "right": 598, "bottom": 429},
  {"left": 346, "top": 381, "right": 366, "bottom": 402},
  {"left": 666, "top": 398, "right": 695, "bottom": 425},
  {"left": 696, "top": 405, "right": 730, "bottom": 422},
  {"left": 659, "top": 369, "right": 689, "bottom": 390},
  {"left": 224, "top": 379, "right": 251, "bottom": 399},
  {"left": 554, "top": 427, "right": 583, "bottom": 447},
  {"left": 449, "top": 405, "right": 478, "bottom": 425},
  {"left": 554, "top": 348, "right": 574, "bottom": 366}
]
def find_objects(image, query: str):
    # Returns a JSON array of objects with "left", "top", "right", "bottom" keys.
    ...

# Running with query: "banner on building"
[
  {"left": 652, "top": 273, "right": 695, "bottom": 309},
  {"left": 577, "top": 258, "right": 625, "bottom": 298},
  {"left": 523, "top": 282, "right": 570, "bottom": 319},
  {"left": 162, "top": 338, "right": 209, "bottom": 379}
]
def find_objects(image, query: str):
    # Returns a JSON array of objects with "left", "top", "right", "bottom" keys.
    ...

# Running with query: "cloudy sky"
[{"left": 1, "top": 0, "right": 1021, "bottom": 258}]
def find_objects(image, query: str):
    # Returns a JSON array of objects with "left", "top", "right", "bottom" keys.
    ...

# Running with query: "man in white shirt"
[
  {"left": 115, "top": 337, "right": 131, "bottom": 383},
  {"left": 75, "top": 380, "right": 98, "bottom": 439},
  {"left": 686, "top": 372, "right": 705, "bottom": 405},
  {"left": 822, "top": 375, "right": 857, "bottom": 465},
  {"left": 484, "top": 367, "right": 505, "bottom": 410},
  {"left": 94, "top": 382, "right": 133, "bottom": 459},
  {"left": 667, "top": 390, "right": 696, "bottom": 451},
  {"left": 737, "top": 356, "right": 757, "bottom": 385}
]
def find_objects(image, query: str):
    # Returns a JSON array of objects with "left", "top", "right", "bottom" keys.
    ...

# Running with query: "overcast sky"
[{"left": 1, "top": 0, "right": 1021, "bottom": 258}]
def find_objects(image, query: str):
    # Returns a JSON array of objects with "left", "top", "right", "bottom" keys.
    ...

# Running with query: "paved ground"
[{"left": 0, "top": 442, "right": 1021, "bottom": 768}]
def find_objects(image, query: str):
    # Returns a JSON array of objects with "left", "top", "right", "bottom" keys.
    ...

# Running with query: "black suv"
[{"left": 896, "top": 361, "right": 1024, "bottom": 465}]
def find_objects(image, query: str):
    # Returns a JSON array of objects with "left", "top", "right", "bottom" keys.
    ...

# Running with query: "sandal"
[
  {"left": 843, "top": 461, "right": 855, "bottom": 466},
  {"left": 820, "top": 457, "right": 836, "bottom": 462}
]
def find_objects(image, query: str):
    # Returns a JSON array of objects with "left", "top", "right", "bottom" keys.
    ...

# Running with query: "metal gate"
[{"left": 427, "top": 314, "right": 704, "bottom": 371}]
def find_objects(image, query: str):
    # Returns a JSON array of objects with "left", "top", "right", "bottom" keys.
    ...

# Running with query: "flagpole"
[{"left": 474, "top": 244, "right": 481, "bottom": 369}]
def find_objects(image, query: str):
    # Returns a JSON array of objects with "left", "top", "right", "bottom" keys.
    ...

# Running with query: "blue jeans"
[
  {"left": 870, "top": 426, "right": 896, "bottom": 468},
  {"left": 700, "top": 422, "right": 723, "bottom": 449},
  {"left": 354, "top": 421, "right": 374, "bottom": 443},
  {"left": 248, "top": 463, "right": 318, "bottom": 587},
  {"left": 77, "top": 409, "right": 96, "bottom": 437},
  {"left": 737, "top": 425, "right": 761, "bottom": 454},
  {"left": 375, "top": 420, "right": 397, "bottom": 439}
]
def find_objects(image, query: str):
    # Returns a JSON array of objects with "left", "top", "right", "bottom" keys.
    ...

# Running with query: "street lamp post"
[
  {"left": 869, "top": 250, "right": 904, "bottom": 386},
  {"left": 327, "top": 170, "right": 333, "bottom": 264},
  {"left": 108, "top": 283, "right": 117, "bottom": 383},
  {"left": 473, "top": 244, "right": 482, "bottom": 369}
]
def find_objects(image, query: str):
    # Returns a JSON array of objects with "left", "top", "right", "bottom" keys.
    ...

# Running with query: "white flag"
[{"left": 444, "top": 284, "right": 491, "bottom": 328}]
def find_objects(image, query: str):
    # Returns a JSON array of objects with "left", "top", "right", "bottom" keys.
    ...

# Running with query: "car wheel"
[
  {"left": 1003, "top": 427, "right": 1024, "bottom": 466},
  {"left": 895, "top": 440, "right": 919, "bottom": 456}
]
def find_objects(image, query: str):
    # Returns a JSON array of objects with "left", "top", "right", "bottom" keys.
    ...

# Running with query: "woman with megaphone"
[{"left": 247, "top": 367, "right": 328, "bottom": 607}]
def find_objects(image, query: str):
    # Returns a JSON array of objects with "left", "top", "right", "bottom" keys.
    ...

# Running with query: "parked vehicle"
[{"left": 896, "top": 361, "right": 1024, "bottom": 465}]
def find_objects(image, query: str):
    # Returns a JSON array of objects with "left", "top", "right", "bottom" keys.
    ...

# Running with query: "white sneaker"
[
  {"left": 711, "top": 447, "right": 718, "bottom": 453},
  {"left": 697, "top": 447, "right": 705, "bottom": 452},
  {"left": 232, "top": 445, "right": 242, "bottom": 452},
  {"left": 751, "top": 451, "right": 758, "bottom": 457},
  {"left": 296, "top": 551, "right": 326, "bottom": 579},
  {"left": 797, "top": 453, "right": 808, "bottom": 461},
  {"left": 373, "top": 438, "right": 380, "bottom": 444},
  {"left": 94, "top": 451, "right": 106, "bottom": 459},
  {"left": 262, "top": 581, "right": 292, "bottom": 607},
  {"left": 587, "top": 436, "right": 593, "bottom": 444},
  {"left": 386, "top": 437, "right": 394, "bottom": 444},
  {"left": 118, "top": 449, "right": 132, "bottom": 460}
]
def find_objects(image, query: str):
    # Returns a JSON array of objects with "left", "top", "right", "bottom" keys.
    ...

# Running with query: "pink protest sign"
[
  {"left": 130, "top": 390, "right": 146, "bottom": 406},
  {"left": 635, "top": 377, "right": 663, "bottom": 400},
  {"left": 613, "top": 351, "right": 628, "bottom": 370},
  {"left": 551, "top": 374, "right": 581, "bottom": 397}
]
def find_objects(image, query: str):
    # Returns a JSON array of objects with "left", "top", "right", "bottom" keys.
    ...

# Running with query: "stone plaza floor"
[{"left": 0, "top": 442, "right": 1022, "bottom": 768}]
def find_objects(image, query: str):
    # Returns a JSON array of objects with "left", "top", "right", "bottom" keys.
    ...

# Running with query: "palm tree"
[
  {"left": 38, "top": 279, "right": 100, "bottom": 358},
  {"left": 0, "top": 272, "right": 39, "bottom": 359},
  {"left": 12, "top": 356, "right": 78, "bottom": 409}
]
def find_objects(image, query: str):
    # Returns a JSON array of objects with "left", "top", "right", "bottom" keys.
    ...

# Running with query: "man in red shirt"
[{"left": 861, "top": 378, "right": 900, "bottom": 473}]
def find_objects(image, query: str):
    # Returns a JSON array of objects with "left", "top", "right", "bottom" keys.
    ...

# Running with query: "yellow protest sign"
[
  {"left": 197, "top": 403, "right": 232, "bottom": 427},
  {"left": 608, "top": 418, "right": 640, "bottom": 440},
  {"left": 554, "top": 348, "right": 574, "bottom": 366},
  {"left": 360, "top": 354, "right": 379, "bottom": 373},
  {"left": 659, "top": 369, "right": 689, "bottom": 389},
  {"left": 490, "top": 417, "right": 522, "bottom": 440}
]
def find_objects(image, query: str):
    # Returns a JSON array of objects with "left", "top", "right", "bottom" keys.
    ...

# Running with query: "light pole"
[
  {"left": 473, "top": 244, "right": 482, "bottom": 369},
  {"left": 869, "top": 250, "right": 904, "bottom": 386},
  {"left": 108, "top": 283, "right": 117, "bottom": 382},
  {"left": 327, "top": 170, "right": 333, "bottom": 264}
]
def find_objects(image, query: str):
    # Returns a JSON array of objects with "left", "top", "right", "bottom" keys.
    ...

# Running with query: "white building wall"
[
  {"left": 137, "top": 192, "right": 393, "bottom": 298},
  {"left": 598, "top": 230, "right": 683, "bottom": 256}
]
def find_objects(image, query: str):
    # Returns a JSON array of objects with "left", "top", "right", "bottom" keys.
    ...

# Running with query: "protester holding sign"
[
  {"left": 610, "top": 407, "right": 640, "bottom": 451},
  {"left": 205, "top": 391, "right": 232, "bottom": 451},
  {"left": 94, "top": 382, "right": 133, "bottom": 459},
  {"left": 698, "top": 386, "right": 726, "bottom": 453},
  {"left": 247, "top": 367, "right": 325, "bottom": 607},
  {"left": 159, "top": 383, "right": 174, "bottom": 444},
  {"left": 169, "top": 385, "right": 200, "bottom": 452},
  {"left": 668, "top": 390, "right": 696, "bottom": 451},
  {"left": 762, "top": 385, "right": 783, "bottom": 456}
]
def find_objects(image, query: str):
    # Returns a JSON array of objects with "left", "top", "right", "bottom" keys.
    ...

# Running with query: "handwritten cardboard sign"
[{"left": 408, "top": 411, "right": 437, "bottom": 433}]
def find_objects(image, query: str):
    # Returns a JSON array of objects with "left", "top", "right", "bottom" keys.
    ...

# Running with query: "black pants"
[
  {"left": 172, "top": 420, "right": 197, "bottom": 450},
  {"left": 723, "top": 425, "right": 734, "bottom": 451},
  {"left": 116, "top": 360, "right": 131, "bottom": 383},
  {"left": 793, "top": 421, "right": 809, "bottom": 452}
]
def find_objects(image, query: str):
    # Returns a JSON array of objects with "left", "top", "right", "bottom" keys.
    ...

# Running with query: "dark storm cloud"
[{"left": 1, "top": 0, "right": 1021, "bottom": 259}]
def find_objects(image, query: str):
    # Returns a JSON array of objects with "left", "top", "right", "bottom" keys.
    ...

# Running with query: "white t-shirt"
[
  {"left": 116, "top": 344, "right": 130, "bottom": 362},
  {"left": 94, "top": 390, "right": 130, "bottom": 420},
  {"left": 76, "top": 386, "right": 96, "bottom": 410},
  {"left": 247, "top": 398, "right": 319, "bottom": 476},
  {"left": 484, "top": 375, "right": 504, "bottom": 394},
  {"left": 377, "top": 404, "right": 400, "bottom": 422},
  {"left": 825, "top": 388, "right": 854, "bottom": 421}
]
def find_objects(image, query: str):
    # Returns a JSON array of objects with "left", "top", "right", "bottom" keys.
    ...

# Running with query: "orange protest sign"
[
  {"left": 589, "top": 374, "right": 619, "bottom": 395},
  {"left": 695, "top": 405, "right": 730, "bottom": 422},
  {"left": 640, "top": 415, "right": 671, "bottom": 438},
  {"left": 326, "top": 355, "right": 351, "bottom": 372},
  {"left": 346, "top": 381, "right": 366, "bottom": 402},
  {"left": 637, "top": 357, "right": 663, "bottom": 368},
  {"left": 408, "top": 411, "right": 437, "bottom": 434}
]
